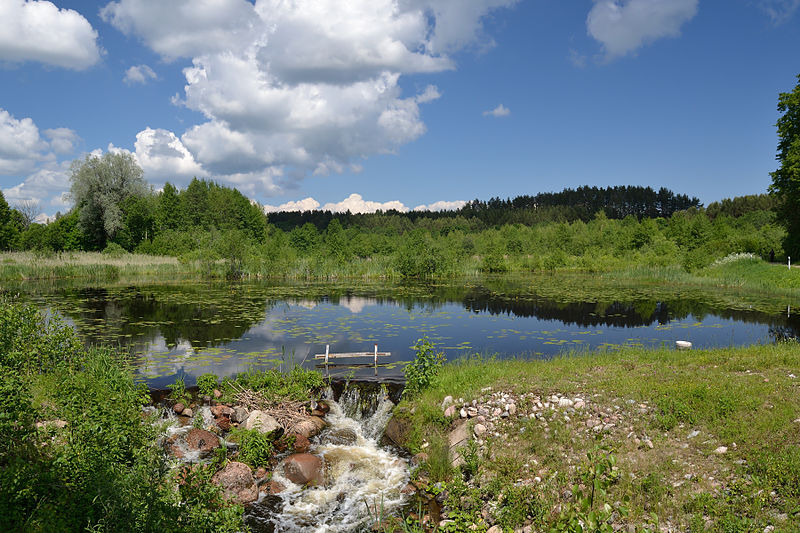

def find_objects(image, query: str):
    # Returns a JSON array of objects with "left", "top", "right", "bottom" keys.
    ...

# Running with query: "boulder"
[
  {"left": 211, "top": 405, "right": 234, "bottom": 418},
  {"left": 186, "top": 428, "right": 221, "bottom": 456},
  {"left": 283, "top": 453, "right": 324, "bottom": 486},
  {"left": 182, "top": 408, "right": 193, "bottom": 418},
  {"left": 213, "top": 389, "right": 223, "bottom": 399},
  {"left": 211, "top": 461, "right": 258, "bottom": 504},
  {"left": 382, "top": 415, "right": 412, "bottom": 449},
  {"left": 266, "top": 480, "right": 286, "bottom": 495},
  {"left": 291, "top": 416, "right": 327, "bottom": 439},
  {"left": 244, "top": 410, "right": 281, "bottom": 434},
  {"left": 232, "top": 407, "right": 249, "bottom": 424},
  {"left": 173, "top": 403, "right": 185, "bottom": 415},
  {"left": 291, "top": 433, "right": 311, "bottom": 453}
]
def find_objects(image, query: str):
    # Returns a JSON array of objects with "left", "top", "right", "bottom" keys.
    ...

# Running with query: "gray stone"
[
  {"left": 687, "top": 430, "right": 700, "bottom": 439},
  {"left": 444, "top": 405, "right": 456, "bottom": 418},
  {"left": 182, "top": 408, "right": 193, "bottom": 418},
  {"left": 714, "top": 446, "right": 728, "bottom": 454},
  {"left": 244, "top": 411, "right": 281, "bottom": 434},
  {"left": 474, "top": 424, "right": 487, "bottom": 436},
  {"left": 232, "top": 407, "right": 249, "bottom": 423},
  {"left": 441, "top": 395, "right": 454, "bottom": 409}
]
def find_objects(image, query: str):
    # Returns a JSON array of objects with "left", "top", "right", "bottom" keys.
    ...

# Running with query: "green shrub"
[
  {"left": 196, "top": 373, "right": 219, "bottom": 396},
  {"left": 102, "top": 241, "right": 129, "bottom": 256},
  {"left": 0, "top": 299, "right": 244, "bottom": 532},
  {"left": 403, "top": 337, "right": 445, "bottom": 398},
  {"left": 229, "top": 427, "right": 276, "bottom": 468}
]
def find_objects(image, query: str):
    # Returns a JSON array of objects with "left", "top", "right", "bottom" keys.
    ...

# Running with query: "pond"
[{"left": 13, "top": 275, "right": 800, "bottom": 388}]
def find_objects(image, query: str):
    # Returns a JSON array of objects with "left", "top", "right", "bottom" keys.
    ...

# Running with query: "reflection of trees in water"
[
  {"left": 769, "top": 325, "right": 799, "bottom": 342},
  {"left": 52, "top": 286, "right": 270, "bottom": 350},
  {"left": 40, "top": 281, "right": 800, "bottom": 348}
]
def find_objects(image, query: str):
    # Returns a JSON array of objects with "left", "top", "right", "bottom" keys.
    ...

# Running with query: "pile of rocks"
[{"left": 164, "top": 392, "right": 329, "bottom": 504}]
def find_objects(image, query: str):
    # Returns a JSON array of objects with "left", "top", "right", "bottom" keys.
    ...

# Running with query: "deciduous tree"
[
  {"left": 69, "top": 152, "right": 149, "bottom": 249},
  {"left": 769, "top": 74, "right": 800, "bottom": 257}
]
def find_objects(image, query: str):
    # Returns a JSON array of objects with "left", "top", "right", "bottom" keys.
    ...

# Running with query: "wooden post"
[{"left": 325, "top": 344, "right": 329, "bottom": 365}]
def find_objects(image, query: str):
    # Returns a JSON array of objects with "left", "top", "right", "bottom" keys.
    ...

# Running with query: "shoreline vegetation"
[
  {"left": 2, "top": 249, "right": 800, "bottom": 295},
  {"left": 3, "top": 298, "right": 799, "bottom": 531}
]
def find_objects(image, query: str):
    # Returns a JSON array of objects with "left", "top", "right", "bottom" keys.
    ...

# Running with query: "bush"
[
  {"left": 196, "top": 373, "right": 219, "bottom": 396},
  {"left": 229, "top": 427, "right": 276, "bottom": 468},
  {"left": 403, "top": 337, "right": 445, "bottom": 398},
  {"left": 0, "top": 298, "right": 244, "bottom": 532},
  {"left": 102, "top": 241, "right": 129, "bottom": 256}
]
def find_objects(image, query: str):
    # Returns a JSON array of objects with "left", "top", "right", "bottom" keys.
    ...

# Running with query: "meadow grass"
[{"left": 399, "top": 343, "right": 800, "bottom": 531}]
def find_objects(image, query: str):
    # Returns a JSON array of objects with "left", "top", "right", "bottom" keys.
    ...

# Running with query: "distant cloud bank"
[{"left": 263, "top": 194, "right": 466, "bottom": 214}]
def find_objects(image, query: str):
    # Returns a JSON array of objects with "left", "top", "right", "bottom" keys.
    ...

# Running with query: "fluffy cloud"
[
  {"left": 0, "top": 1, "right": 101, "bottom": 69},
  {"left": 123, "top": 64, "right": 158, "bottom": 85},
  {"left": 43, "top": 128, "right": 81, "bottom": 154},
  {"left": 132, "top": 127, "right": 206, "bottom": 184},
  {"left": 264, "top": 194, "right": 466, "bottom": 214},
  {"left": 101, "top": 0, "right": 517, "bottom": 193},
  {"left": 413, "top": 200, "right": 467, "bottom": 211},
  {"left": 2, "top": 163, "right": 71, "bottom": 209},
  {"left": 263, "top": 197, "right": 321, "bottom": 213},
  {"left": 483, "top": 104, "right": 510, "bottom": 118},
  {"left": 587, "top": 0, "right": 698, "bottom": 60},
  {"left": 0, "top": 109, "right": 49, "bottom": 174}
]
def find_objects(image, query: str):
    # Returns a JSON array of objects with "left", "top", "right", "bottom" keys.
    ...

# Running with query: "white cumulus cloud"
[
  {"left": 0, "top": 0, "right": 102, "bottom": 70},
  {"left": 413, "top": 200, "right": 467, "bottom": 211},
  {"left": 123, "top": 64, "right": 158, "bottom": 85},
  {"left": 322, "top": 193, "right": 409, "bottom": 213},
  {"left": 2, "top": 163, "right": 71, "bottom": 209},
  {"left": 43, "top": 128, "right": 81, "bottom": 154},
  {"left": 101, "top": 0, "right": 517, "bottom": 193},
  {"left": 0, "top": 108, "right": 49, "bottom": 175},
  {"left": 483, "top": 104, "right": 510, "bottom": 117},
  {"left": 263, "top": 197, "right": 321, "bottom": 213},
  {"left": 132, "top": 127, "right": 206, "bottom": 184},
  {"left": 587, "top": 0, "right": 698, "bottom": 60}
]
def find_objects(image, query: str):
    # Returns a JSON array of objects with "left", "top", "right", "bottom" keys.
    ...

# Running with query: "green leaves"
[{"left": 403, "top": 337, "right": 445, "bottom": 398}]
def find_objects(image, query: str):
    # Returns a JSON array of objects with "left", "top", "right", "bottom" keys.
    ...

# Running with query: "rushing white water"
[{"left": 261, "top": 386, "right": 409, "bottom": 533}]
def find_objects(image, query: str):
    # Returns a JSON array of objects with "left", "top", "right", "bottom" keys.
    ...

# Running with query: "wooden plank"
[{"left": 314, "top": 352, "right": 391, "bottom": 359}]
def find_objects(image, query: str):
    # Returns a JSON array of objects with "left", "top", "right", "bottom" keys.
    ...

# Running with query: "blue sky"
[{"left": 1, "top": 0, "right": 798, "bottom": 217}]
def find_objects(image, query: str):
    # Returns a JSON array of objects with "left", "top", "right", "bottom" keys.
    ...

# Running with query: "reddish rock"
[
  {"left": 290, "top": 416, "right": 327, "bottom": 439},
  {"left": 173, "top": 402, "right": 185, "bottom": 414},
  {"left": 267, "top": 480, "right": 286, "bottom": 495},
  {"left": 291, "top": 433, "right": 311, "bottom": 453},
  {"left": 186, "top": 428, "right": 221, "bottom": 456},
  {"left": 283, "top": 453, "right": 324, "bottom": 486},
  {"left": 216, "top": 417, "right": 231, "bottom": 431},
  {"left": 211, "top": 461, "right": 258, "bottom": 504},
  {"left": 213, "top": 388, "right": 223, "bottom": 399},
  {"left": 254, "top": 467, "right": 268, "bottom": 481},
  {"left": 211, "top": 405, "right": 234, "bottom": 418},
  {"left": 316, "top": 401, "right": 331, "bottom": 414},
  {"left": 311, "top": 409, "right": 326, "bottom": 417}
]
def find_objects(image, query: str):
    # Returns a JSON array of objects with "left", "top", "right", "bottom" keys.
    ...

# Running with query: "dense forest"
[{"left": 0, "top": 152, "right": 785, "bottom": 280}]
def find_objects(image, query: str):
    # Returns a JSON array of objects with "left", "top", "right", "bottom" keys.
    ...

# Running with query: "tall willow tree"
[
  {"left": 69, "top": 152, "right": 150, "bottom": 249},
  {"left": 769, "top": 74, "right": 800, "bottom": 257}
]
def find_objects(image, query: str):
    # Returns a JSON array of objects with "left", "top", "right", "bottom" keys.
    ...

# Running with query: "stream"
[{"left": 157, "top": 384, "right": 410, "bottom": 532}]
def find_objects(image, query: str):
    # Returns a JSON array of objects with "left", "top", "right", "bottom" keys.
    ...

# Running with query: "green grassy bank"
[
  {"left": 2, "top": 251, "right": 800, "bottom": 298},
  {"left": 393, "top": 342, "right": 800, "bottom": 532}
]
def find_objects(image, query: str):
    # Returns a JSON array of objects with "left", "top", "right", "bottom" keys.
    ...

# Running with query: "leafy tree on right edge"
[{"left": 769, "top": 73, "right": 800, "bottom": 258}]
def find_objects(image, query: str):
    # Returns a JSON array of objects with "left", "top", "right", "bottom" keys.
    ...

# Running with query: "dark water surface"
[{"left": 15, "top": 275, "right": 800, "bottom": 387}]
